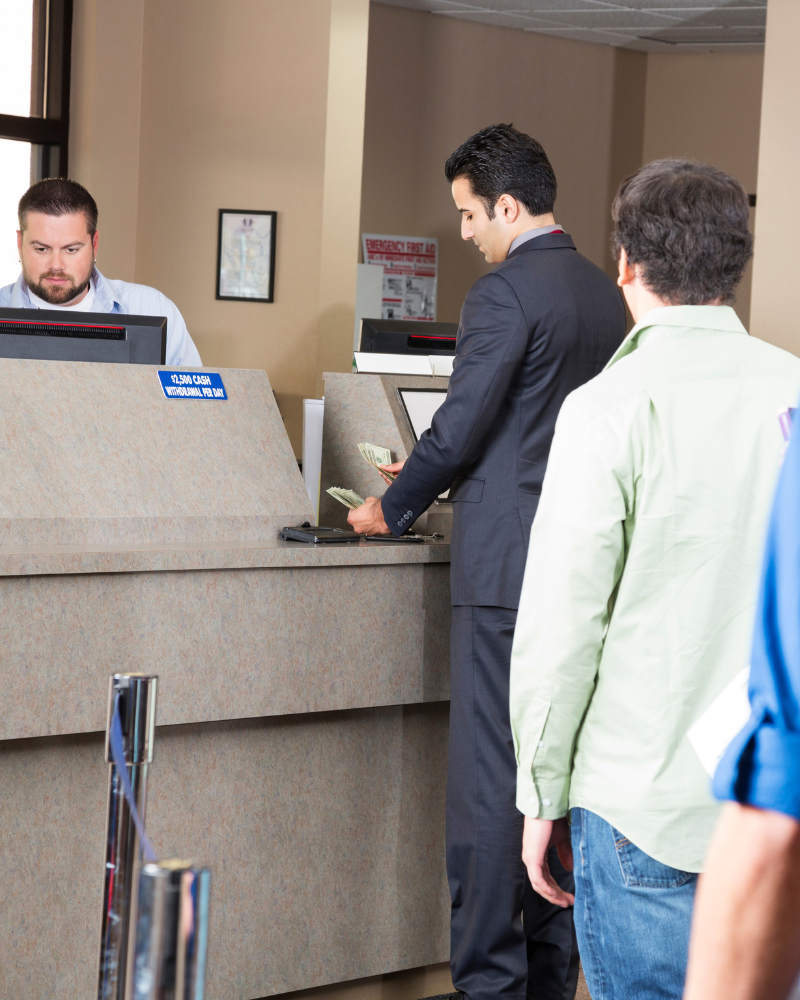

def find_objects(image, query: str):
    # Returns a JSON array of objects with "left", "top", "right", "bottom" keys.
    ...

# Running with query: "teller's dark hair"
[
  {"left": 445, "top": 123, "right": 557, "bottom": 219},
  {"left": 612, "top": 159, "right": 753, "bottom": 305},
  {"left": 18, "top": 178, "right": 99, "bottom": 235}
]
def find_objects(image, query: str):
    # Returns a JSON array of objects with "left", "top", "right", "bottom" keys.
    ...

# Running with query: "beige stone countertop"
[{"left": 0, "top": 535, "right": 450, "bottom": 577}]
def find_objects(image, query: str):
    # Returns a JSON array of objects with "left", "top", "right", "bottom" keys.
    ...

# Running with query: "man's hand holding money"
[
  {"left": 377, "top": 460, "right": 405, "bottom": 485},
  {"left": 348, "top": 496, "right": 390, "bottom": 535}
]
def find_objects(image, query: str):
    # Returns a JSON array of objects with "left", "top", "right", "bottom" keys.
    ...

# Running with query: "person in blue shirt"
[
  {"left": 684, "top": 408, "right": 800, "bottom": 1000},
  {"left": 0, "top": 177, "right": 201, "bottom": 367}
]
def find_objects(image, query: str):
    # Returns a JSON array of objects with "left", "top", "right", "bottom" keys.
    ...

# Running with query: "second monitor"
[{"left": 359, "top": 318, "right": 457, "bottom": 356}]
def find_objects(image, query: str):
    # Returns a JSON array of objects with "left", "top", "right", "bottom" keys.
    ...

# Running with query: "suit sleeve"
[{"left": 381, "top": 271, "right": 529, "bottom": 535}]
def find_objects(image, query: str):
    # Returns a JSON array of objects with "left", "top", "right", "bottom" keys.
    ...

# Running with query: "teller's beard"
[{"left": 25, "top": 269, "right": 91, "bottom": 305}]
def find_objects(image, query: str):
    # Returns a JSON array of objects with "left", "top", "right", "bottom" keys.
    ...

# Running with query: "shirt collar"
[
  {"left": 10, "top": 266, "right": 118, "bottom": 312},
  {"left": 91, "top": 268, "right": 118, "bottom": 311},
  {"left": 508, "top": 224, "right": 564, "bottom": 256},
  {"left": 606, "top": 304, "right": 748, "bottom": 370}
]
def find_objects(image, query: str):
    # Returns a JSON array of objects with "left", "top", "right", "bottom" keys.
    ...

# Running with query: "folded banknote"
[
  {"left": 326, "top": 487, "right": 366, "bottom": 510},
  {"left": 358, "top": 442, "right": 396, "bottom": 482}
]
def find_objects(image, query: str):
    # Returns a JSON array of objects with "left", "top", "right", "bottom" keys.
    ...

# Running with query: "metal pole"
[
  {"left": 130, "top": 860, "right": 211, "bottom": 1000},
  {"left": 98, "top": 673, "right": 159, "bottom": 1000}
]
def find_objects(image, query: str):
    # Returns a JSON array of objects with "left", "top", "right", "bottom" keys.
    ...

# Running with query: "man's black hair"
[
  {"left": 612, "top": 159, "right": 753, "bottom": 305},
  {"left": 445, "top": 123, "right": 557, "bottom": 219},
  {"left": 18, "top": 178, "right": 99, "bottom": 235}
]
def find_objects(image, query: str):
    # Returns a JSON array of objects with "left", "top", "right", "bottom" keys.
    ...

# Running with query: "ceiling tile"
[
  {"left": 505, "top": 0, "right": 627, "bottom": 9},
  {"left": 431, "top": 0, "right": 621, "bottom": 11},
  {"left": 643, "top": 24, "right": 766, "bottom": 35},
  {"left": 520, "top": 9, "right": 680, "bottom": 25},
  {"left": 679, "top": 7, "right": 766, "bottom": 25},
  {"left": 433, "top": 9, "right": 564, "bottom": 28},
  {"left": 618, "top": 1, "right": 764, "bottom": 8},
  {"left": 372, "top": 0, "right": 768, "bottom": 50}
]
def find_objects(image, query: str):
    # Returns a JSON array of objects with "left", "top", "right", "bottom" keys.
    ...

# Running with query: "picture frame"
[{"left": 216, "top": 209, "right": 277, "bottom": 302}]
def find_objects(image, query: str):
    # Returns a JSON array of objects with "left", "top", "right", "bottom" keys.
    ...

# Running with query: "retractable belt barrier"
[{"left": 97, "top": 674, "right": 210, "bottom": 1000}]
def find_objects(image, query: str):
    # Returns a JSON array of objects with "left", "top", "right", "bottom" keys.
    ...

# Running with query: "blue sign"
[{"left": 158, "top": 371, "right": 227, "bottom": 400}]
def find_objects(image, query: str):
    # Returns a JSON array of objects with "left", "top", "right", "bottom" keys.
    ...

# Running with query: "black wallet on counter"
[{"left": 280, "top": 524, "right": 361, "bottom": 544}]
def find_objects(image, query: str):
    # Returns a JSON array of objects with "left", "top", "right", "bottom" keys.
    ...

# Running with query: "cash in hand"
[
  {"left": 326, "top": 487, "right": 366, "bottom": 509},
  {"left": 358, "top": 442, "right": 396, "bottom": 482}
]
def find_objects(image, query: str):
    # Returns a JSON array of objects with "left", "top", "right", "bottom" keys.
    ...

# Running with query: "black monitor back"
[
  {"left": 0, "top": 308, "right": 167, "bottom": 364},
  {"left": 359, "top": 318, "right": 457, "bottom": 356}
]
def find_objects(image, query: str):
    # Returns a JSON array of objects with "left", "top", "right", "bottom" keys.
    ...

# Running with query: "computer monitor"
[
  {"left": 397, "top": 387, "right": 448, "bottom": 442},
  {"left": 398, "top": 387, "right": 450, "bottom": 501},
  {"left": 0, "top": 308, "right": 167, "bottom": 364},
  {"left": 359, "top": 318, "right": 457, "bottom": 356}
]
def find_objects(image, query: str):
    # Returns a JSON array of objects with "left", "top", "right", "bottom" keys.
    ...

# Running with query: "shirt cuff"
[
  {"left": 516, "top": 766, "right": 569, "bottom": 819},
  {"left": 714, "top": 710, "right": 800, "bottom": 821}
]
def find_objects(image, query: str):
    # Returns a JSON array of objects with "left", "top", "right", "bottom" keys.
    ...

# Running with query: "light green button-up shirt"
[{"left": 510, "top": 305, "right": 800, "bottom": 871}]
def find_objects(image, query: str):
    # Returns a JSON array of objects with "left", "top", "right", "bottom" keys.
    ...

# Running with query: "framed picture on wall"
[{"left": 216, "top": 209, "right": 277, "bottom": 302}]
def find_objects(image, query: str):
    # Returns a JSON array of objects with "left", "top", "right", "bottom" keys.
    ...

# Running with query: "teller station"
[{"left": 0, "top": 310, "right": 452, "bottom": 1000}]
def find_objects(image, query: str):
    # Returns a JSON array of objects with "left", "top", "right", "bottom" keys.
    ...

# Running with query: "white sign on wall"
[{"left": 361, "top": 233, "right": 438, "bottom": 322}]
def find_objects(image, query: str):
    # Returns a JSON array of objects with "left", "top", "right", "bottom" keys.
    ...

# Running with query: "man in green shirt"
[{"left": 509, "top": 159, "right": 800, "bottom": 1000}]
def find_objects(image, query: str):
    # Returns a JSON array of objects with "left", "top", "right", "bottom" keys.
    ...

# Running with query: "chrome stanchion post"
[
  {"left": 98, "top": 673, "right": 159, "bottom": 1000},
  {"left": 130, "top": 860, "right": 211, "bottom": 1000}
]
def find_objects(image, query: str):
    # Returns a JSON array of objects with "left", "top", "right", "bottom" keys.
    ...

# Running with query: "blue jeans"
[{"left": 570, "top": 808, "right": 698, "bottom": 1000}]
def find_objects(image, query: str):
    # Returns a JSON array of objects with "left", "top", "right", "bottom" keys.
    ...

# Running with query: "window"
[{"left": 0, "top": 0, "right": 72, "bottom": 284}]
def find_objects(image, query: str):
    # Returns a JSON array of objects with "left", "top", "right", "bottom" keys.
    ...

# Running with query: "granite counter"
[{"left": 0, "top": 359, "right": 451, "bottom": 1000}]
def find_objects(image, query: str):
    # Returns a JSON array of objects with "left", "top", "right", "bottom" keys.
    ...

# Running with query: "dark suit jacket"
[{"left": 381, "top": 232, "right": 626, "bottom": 608}]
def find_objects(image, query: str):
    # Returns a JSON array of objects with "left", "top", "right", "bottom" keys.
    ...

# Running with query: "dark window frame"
[{"left": 0, "top": 0, "right": 73, "bottom": 178}]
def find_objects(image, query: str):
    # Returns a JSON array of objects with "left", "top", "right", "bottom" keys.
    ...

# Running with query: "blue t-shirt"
[{"left": 715, "top": 406, "right": 800, "bottom": 819}]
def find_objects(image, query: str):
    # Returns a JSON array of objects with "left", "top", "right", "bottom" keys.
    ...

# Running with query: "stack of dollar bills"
[
  {"left": 357, "top": 442, "right": 396, "bottom": 482},
  {"left": 326, "top": 487, "right": 365, "bottom": 509},
  {"left": 326, "top": 443, "right": 397, "bottom": 510}
]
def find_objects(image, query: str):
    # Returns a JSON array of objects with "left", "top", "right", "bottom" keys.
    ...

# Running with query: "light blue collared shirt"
[
  {"left": 508, "top": 223, "right": 563, "bottom": 256},
  {"left": 0, "top": 268, "right": 202, "bottom": 367}
]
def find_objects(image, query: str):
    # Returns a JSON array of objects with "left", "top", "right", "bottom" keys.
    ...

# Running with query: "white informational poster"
[{"left": 361, "top": 234, "right": 438, "bottom": 321}]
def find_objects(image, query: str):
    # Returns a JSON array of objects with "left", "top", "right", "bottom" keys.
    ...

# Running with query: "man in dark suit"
[{"left": 348, "top": 124, "right": 625, "bottom": 1000}]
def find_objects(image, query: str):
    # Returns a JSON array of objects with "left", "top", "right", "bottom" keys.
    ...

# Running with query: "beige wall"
[
  {"left": 71, "top": 0, "right": 369, "bottom": 456},
  {"left": 642, "top": 52, "right": 765, "bottom": 326},
  {"left": 134, "top": 0, "right": 368, "bottom": 450},
  {"left": 70, "top": 0, "right": 767, "bottom": 456},
  {"left": 317, "top": 0, "right": 372, "bottom": 395},
  {"left": 359, "top": 4, "right": 647, "bottom": 323},
  {"left": 643, "top": 52, "right": 764, "bottom": 192},
  {"left": 749, "top": 0, "right": 800, "bottom": 355},
  {"left": 70, "top": 0, "right": 146, "bottom": 281},
  {"left": 360, "top": 7, "right": 765, "bottom": 329}
]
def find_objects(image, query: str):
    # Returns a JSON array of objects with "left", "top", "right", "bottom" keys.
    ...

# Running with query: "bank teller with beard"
[{"left": 0, "top": 177, "right": 201, "bottom": 367}]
